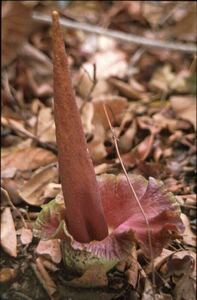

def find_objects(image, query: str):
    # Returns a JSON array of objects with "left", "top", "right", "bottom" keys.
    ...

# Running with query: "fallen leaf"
[
  {"left": 119, "top": 120, "right": 137, "bottom": 153},
  {"left": 1, "top": 146, "right": 56, "bottom": 173},
  {"left": 36, "top": 107, "right": 56, "bottom": 143},
  {"left": 150, "top": 65, "right": 188, "bottom": 93},
  {"left": 0, "top": 268, "right": 17, "bottom": 283},
  {"left": 93, "top": 95, "right": 128, "bottom": 129},
  {"left": 125, "top": 246, "right": 138, "bottom": 288},
  {"left": 170, "top": 96, "right": 196, "bottom": 129},
  {"left": 43, "top": 183, "right": 61, "bottom": 199},
  {"left": 83, "top": 50, "right": 127, "bottom": 80},
  {"left": 34, "top": 257, "right": 57, "bottom": 299},
  {"left": 19, "top": 164, "right": 58, "bottom": 206},
  {"left": 66, "top": 265, "right": 108, "bottom": 288},
  {"left": 81, "top": 102, "right": 95, "bottom": 135},
  {"left": 166, "top": 251, "right": 196, "bottom": 300},
  {"left": 0, "top": 207, "right": 17, "bottom": 257},
  {"left": 164, "top": 7, "right": 197, "bottom": 41},
  {"left": 20, "top": 227, "right": 33, "bottom": 245},
  {"left": 180, "top": 213, "right": 196, "bottom": 247},
  {"left": 108, "top": 77, "right": 143, "bottom": 100},
  {"left": 36, "top": 240, "right": 62, "bottom": 264},
  {"left": 122, "top": 134, "right": 154, "bottom": 166}
]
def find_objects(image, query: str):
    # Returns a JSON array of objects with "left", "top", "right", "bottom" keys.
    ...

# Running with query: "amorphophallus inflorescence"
[{"left": 33, "top": 11, "right": 184, "bottom": 277}]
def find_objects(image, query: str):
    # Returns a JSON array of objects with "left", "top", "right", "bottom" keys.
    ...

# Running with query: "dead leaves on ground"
[{"left": 1, "top": 1, "right": 196, "bottom": 299}]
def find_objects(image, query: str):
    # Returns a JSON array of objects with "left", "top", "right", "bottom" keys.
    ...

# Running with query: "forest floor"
[{"left": 1, "top": 1, "right": 196, "bottom": 300}]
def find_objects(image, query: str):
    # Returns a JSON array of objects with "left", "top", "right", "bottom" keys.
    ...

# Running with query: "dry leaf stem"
[
  {"left": 34, "top": 12, "right": 196, "bottom": 53},
  {"left": 31, "top": 258, "right": 57, "bottom": 300},
  {"left": 103, "top": 104, "right": 156, "bottom": 298}
]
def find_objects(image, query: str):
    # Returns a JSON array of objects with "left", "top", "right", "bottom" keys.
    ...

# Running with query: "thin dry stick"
[
  {"left": 31, "top": 259, "right": 57, "bottom": 300},
  {"left": 33, "top": 12, "right": 196, "bottom": 53},
  {"left": 1, "top": 187, "right": 27, "bottom": 228},
  {"left": 103, "top": 104, "right": 156, "bottom": 297}
]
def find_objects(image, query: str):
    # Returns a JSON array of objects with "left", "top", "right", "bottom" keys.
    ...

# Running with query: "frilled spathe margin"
[{"left": 34, "top": 174, "right": 184, "bottom": 274}]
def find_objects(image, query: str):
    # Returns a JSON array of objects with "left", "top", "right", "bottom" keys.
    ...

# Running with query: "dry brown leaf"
[
  {"left": 2, "top": 1, "right": 33, "bottom": 67},
  {"left": 19, "top": 164, "right": 58, "bottom": 206},
  {"left": 83, "top": 50, "right": 127, "bottom": 80},
  {"left": 170, "top": 96, "right": 196, "bottom": 129},
  {"left": 165, "top": 8, "right": 197, "bottom": 41},
  {"left": 0, "top": 207, "right": 17, "bottom": 257},
  {"left": 125, "top": 246, "right": 138, "bottom": 288},
  {"left": 180, "top": 214, "right": 196, "bottom": 247},
  {"left": 36, "top": 240, "right": 62, "bottom": 264},
  {"left": 37, "top": 107, "right": 56, "bottom": 144},
  {"left": 93, "top": 95, "right": 128, "bottom": 129},
  {"left": 166, "top": 251, "right": 196, "bottom": 300},
  {"left": 108, "top": 77, "right": 143, "bottom": 99},
  {"left": 0, "top": 268, "right": 17, "bottom": 283},
  {"left": 66, "top": 265, "right": 108, "bottom": 288},
  {"left": 35, "top": 257, "right": 58, "bottom": 299},
  {"left": 43, "top": 183, "right": 61, "bottom": 199},
  {"left": 146, "top": 249, "right": 174, "bottom": 274},
  {"left": 81, "top": 102, "right": 95, "bottom": 135},
  {"left": 119, "top": 120, "right": 137, "bottom": 153},
  {"left": 20, "top": 227, "right": 33, "bottom": 245},
  {"left": 2, "top": 116, "right": 36, "bottom": 140},
  {"left": 94, "top": 163, "right": 114, "bottom": 175},
  {"left": 150, "top": 65, "right": 188, "bottom": 93},
  {"left": 122, "top": 134, "right": 154, "bottom": 166},
  {"left": 88, "top": 136, "right": 107, "bottom": 162},
  {"left": 2, "top": 146, "right": 56, "bottom": 173}
]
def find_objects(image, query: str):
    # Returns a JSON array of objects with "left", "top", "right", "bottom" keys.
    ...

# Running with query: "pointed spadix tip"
[{"left": 52, "top": 10, "right": 59, "bottom": 22}]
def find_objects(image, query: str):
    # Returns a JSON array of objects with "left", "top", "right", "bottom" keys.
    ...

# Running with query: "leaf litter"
[{"left": 1, "top": 1, "right": 196, "bottom": 300}]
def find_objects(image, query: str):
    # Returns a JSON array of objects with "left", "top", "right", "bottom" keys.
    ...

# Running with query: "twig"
[
  {"left": 2, "top": 116, "right": 57, "bottom": 154},
  {"left": 12, "top": 292, "right": 33, "bottom": 300},
  {"left": 1, "top": 187, "right": 27, "bottom": 228},
  {"left": 33, "top": 12, "right": 196, "bottom": 53},
  {"left": 31, "top": 259, "right": 57, "bottom": 300},
  {"left": 103, "top": 104, "right": 156, "bottom": 299}
]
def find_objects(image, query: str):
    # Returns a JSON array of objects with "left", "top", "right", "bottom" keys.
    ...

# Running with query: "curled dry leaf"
[
  {"left": 170, "top": 96, "right": 196, "bottom": 130},
  {"left": 34, "top": 257, "right": 57, "bottom": 299},
  {"left": 108, "top": 77, "right": 143, "bottom": 100},
  {"left": 83, "top": 50, "right": 127, "bottom": 81},
  {"left": 65, "top": 265, "right": 108, "bottom": 288},
  {"left": 20, "top": 227, "right": 33, "bottom": 245},
  {"left": 125, "top": 246, "right": 138, "bottom": 288},
  {"left": 0, "top": 207, "right": 17, "bottom": 257},
  {"left": 36, "top": 240, "right": 62, "bottom": 264},
  {"left": 37, "top": 107, "right": 56, "bottom": 144},
  {"left": 119, "top": 120, "right": 137, "bottom": 153},
  {"left": 121, "top": 134, "right": 154, "bottom": 166},
  {"left": 87, "top": 96, "right": 128, "bottom": 162},
  {"left": 166, "top": 251, "right": 196, "bottom": 300},
  {"left": 19, "top": 164, "right": 58, "bottom": 206},
  {"left": 0, "top": 268, "right": 17, "bottom": 283},
  {"left": 2, "top": 146, "right": 56, "bottom": 173},
  {"left": 180, "top": 213, "right": 196, "bottom": 247},
  {"left": 149, "top": 64, "right": 188, "bottom": 93},
  {"left": 93, "top": 95, "right": 128, "bottom": 129},
  {"left": 43, "top": 183, "right": 61, "bottom": 199},
  {"left": 81, "top": 102, "right": 95, "bottom": 135}
]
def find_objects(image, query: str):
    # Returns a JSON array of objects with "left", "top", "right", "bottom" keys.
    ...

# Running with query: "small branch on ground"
[{"left": 33, "top": 12, "right": 196, "bottom": 53}]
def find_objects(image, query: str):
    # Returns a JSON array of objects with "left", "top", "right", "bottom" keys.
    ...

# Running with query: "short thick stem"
[{"left": 52, "top": 11, "right": 108, "bottom": 243}]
